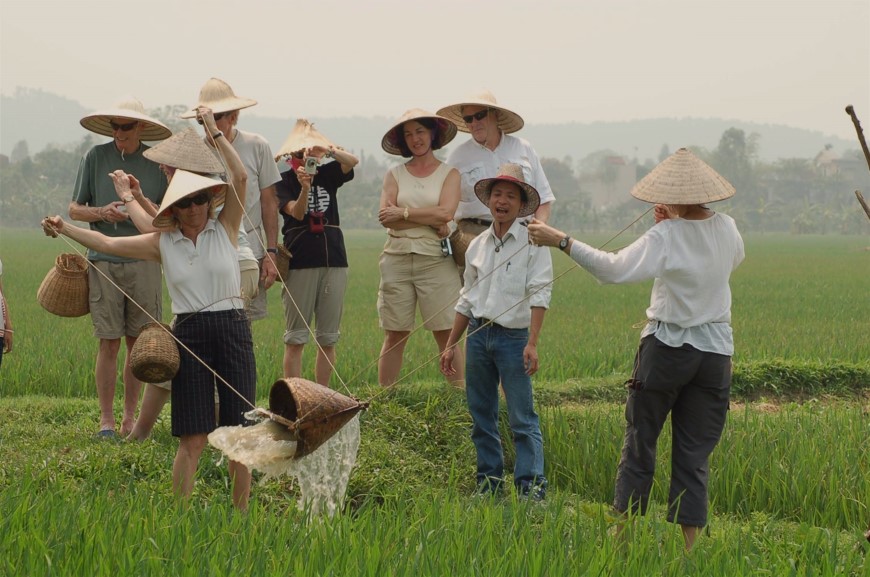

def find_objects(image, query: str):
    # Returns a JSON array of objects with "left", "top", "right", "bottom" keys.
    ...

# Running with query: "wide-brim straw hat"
[
  {"left": 152, "top": 170, "right": 227, "bottom": 228},
  {"left": 275, "top": 119, "right": 338, "bottom": 160},
  {"left": 474, "top": 163, "right": 540, "bottom": 218},
  {"left": 143, "top": 128, "right": 225, "bottom": 174},
  {"left": 381, "top": 108, "right": 458, "bottom": 156},
  {"left": 631, "top": 148, "right": 736, "bottom": 205},
  {"left": 79, "top": 97, "right": 172, "bottom": 141},
  {"left": 436, "top": 89, "right": 524, "bottom": 135},
  {"left": 180, "top": 78, "right": 257, "bottom": 118}
]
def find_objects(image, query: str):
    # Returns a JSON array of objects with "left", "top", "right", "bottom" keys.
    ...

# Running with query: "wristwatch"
[
  {"left": 266, "top": 248, "right": 278, "bottom": 255},
  {"left": 122, "top": 194, "right": 135, "bottom": 204},
  {"left": 403, "top": 207, "right": 409, "bottom": 220},
  {"left": 212, "top": 131, "right": 224, "bottom": 140},
  {"left": 559, "top": 236, "right": 571, "bottom": 251}
]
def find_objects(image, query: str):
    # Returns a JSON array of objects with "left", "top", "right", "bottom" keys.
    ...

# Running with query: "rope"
[{"left": 353, "top": 206, "right": 655, "bottom": 404}]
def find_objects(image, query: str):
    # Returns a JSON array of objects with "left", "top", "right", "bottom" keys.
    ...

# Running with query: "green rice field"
[{"left": 1, "top": 228, "right": 869, "bottom": 575}]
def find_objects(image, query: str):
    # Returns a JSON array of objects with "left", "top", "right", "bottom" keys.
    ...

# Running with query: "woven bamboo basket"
[
  {"left": 449, "top": 228, "right": 475, "bottom": 268},
  {"left": 37, "top": 253, "right": 90, "bottom": 317},
  {"left": 130, "top": 322, "right": 180, "bottom": 383},
  {"left": 274, "top": 245, "right": 293, "bottom": 282},
  {"left": 268, "top": 377, "right": 368, "bottom": 457}
]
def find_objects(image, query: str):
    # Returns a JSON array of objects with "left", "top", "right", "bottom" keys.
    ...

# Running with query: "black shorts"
[{"left": 170, "top": 309, "right": 256, "bottom": 437}]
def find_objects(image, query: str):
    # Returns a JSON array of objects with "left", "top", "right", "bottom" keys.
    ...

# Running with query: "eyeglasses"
[
  {"left": 462, "top": 109, "right": 489, "bottom": 124},
  {"left": 109, "top": 120, "right": 138, "bottom": 132},
  {"left": 174, "top": 192, "right": 211, "bottom": 209},
  {"left": 196, "top": 112, "right": 227, "bottom": 125}
]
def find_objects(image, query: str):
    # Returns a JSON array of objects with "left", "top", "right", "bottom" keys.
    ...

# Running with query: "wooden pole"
[
  {"left": 845, "top": 105, "right": 870, "bottom": 171},
  {"left": 856, "top": 191, "right": 870, "bottom": 221}
]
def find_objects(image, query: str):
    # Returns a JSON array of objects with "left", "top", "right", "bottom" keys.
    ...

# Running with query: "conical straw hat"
[
  {"left": 437, "top": 89, "right": 524, "bottom": 135},
  {"left": 143, "top": 127, "right": 225, "bottom": 174},
  {"left": 80, "top": 96, "right": 172, "bottom": 141},
  {"left": 152, "top": 170, "right": 227, "bottom": 228},
  {"left": 275, "top": 119, "right": 338, "bottom": 160},
  {"left": 631, "top": 148, "right": 735, "bottom": 205},
  {"left": 381, "top": 108, "right": 458, "bottom": 157},
  {"left": 473, "top": 163, "right": 540, "bottom": 218},
  {"left": 269, "top": 377, "right": 367, "bottom": 457},
  {"left": 180, "top": 77, "right": 257, "bottom": 118}
]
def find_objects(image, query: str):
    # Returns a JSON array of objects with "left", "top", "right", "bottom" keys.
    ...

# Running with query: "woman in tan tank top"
[{"left": 376, "top": 109, "right": 465, "bottom": 388}]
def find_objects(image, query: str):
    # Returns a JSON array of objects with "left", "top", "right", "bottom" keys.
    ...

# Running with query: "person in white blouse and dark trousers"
[{"left": 528, "top": 148, "right": 745, "bottom": 550}]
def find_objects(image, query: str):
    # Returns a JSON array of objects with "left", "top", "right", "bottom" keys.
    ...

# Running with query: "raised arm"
[
  {"left": 197, "top": 107, "right": 247, "bottom": 243},
  {"left": 108, "top": 171, "right": 164, "bottom": 233}
]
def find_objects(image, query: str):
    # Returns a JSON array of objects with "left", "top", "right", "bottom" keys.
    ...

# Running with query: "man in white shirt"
[
  {"left": 437, "top": 91, "right": 555, "bottom": 268},
  {"left": 181, "top": 78, "right": 282, "bottom": 320},
  {"left": 440, "top": 164, "right": 552, "bottom": 500}
]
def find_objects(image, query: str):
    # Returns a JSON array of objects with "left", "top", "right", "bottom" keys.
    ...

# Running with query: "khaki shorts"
[
  {"left": 282, "top": 267, "right": 347, "bottom": 346},
  {"left": 245, "top": 258, "right": 269, "bottom": 321},
  {"left": 377, "top": 252, "right": 460, "bottom": 332},
  {"left": 239, "top": 258, "right": 260, "bottom": 304},
  {"left": 88, "top": 260, "right": 163, "bottom": 339}
]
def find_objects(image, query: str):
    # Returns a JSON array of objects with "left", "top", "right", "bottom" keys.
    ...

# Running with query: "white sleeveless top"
[{"left": 159, "top": 219, "right": 244, "bottom": 314}]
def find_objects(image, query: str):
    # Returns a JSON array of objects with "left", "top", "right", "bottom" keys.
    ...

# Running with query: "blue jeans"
[{"left": 465, "top": 318, "right": 545, "bottom": 488}]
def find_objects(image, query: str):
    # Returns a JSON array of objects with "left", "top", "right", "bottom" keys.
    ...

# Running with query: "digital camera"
[
  {"left": 440, "top": 237, "right": 453, "bottom": 257},
  {"left": 304, "top": 156, "right": 319, "bottom": 175}
]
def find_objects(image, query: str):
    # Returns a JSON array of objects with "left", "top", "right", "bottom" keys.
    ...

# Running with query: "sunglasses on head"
[
  {"left": 174, "top": 192, "right": 211, "bottom": 209},
  {"left": 462, "top": 109, "right": 489, "bottom": 124},
  {"left": 196, "top": 112, "right": 227, "bottom": 125},
  {"left": 109, "top": 120, "right": 138, "bottom": 132}
]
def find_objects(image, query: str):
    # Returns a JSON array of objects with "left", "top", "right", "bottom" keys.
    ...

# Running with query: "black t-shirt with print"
[{"left": 276, "top": 160, "right": 354, "bottom": 269}]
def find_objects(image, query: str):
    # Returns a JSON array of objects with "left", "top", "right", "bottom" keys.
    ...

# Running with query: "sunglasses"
[
  {"left": 174, "top": 192, "right": 211, "bottom": 209},
  {"left": 196, "top": 112, "right": 227, "bottom": 125},
  {"left": 109, "top": 120, "right": 138, "bottom": 132},
  {"left": 462, "top": 109, "right": 489, "bottom": 124}
]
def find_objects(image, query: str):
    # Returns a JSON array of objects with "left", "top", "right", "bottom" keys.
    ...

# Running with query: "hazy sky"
[{"left": 2, "top": 0, "right": 868, "bottom": 139}]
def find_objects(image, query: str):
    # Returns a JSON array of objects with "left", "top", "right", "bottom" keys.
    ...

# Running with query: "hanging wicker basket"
[
  {"left": 130, "top": 322, "right": 180, "bottom": 383},
  {"left": 37, "top": 253, "right": 90, "bottom": 317},
  {"left": 268, "top": 377, "right": 368, "bottom": 457}
]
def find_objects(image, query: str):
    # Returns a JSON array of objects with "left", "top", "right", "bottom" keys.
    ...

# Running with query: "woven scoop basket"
[{"left": 37, "top": 253, "right": 90, "bottom": 317}]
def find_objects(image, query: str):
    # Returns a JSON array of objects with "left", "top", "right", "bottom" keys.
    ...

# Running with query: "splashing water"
[{"left": 208, "top": 413, "right": 361, "bottom": 517}]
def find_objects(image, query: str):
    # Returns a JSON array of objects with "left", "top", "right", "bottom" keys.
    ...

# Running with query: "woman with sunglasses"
[
  {"left": 376, "top": 109, "right": 465, "bottom": 388},
  {"left": 107, "top": 127, "right": 257, "bottom": 442},
  {"left": 44, "top": 107, "right": 257, "bottom": 511}
]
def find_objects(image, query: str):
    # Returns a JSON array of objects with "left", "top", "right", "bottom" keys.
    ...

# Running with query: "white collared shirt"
[
  {"left": 456, "top": 219, "right": 553, "bottom": 328},
  {"left": 447, "top": 132, "right": 556, "bottom": 221}
]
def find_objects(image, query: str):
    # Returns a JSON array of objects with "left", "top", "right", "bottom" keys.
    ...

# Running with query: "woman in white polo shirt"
[
  {"left": 43, "top": 107, "right": 256, "bottom": 510},
  {"left": 528, "top": 148, "right": 745, "bottom": 551}
]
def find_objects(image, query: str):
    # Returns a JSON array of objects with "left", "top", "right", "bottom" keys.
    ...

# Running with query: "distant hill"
[{"left": 1, "top": 87, "right": 858, "bottom": 162}]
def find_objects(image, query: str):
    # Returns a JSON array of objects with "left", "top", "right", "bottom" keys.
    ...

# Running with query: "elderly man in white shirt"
[
  {"left": 440, "top": 164, "right": 552, "bottom": 501},
  {"left": 437, "top": 90, "right": 555, "bottom": 269}
]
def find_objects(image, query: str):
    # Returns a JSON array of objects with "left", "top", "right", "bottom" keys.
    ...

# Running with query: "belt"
[
  {"left": 475, "top": 317, "right": 502, "bottom": 329},
  {"left": 461, "top": 218, "right": 492, "bottom": 227}
]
